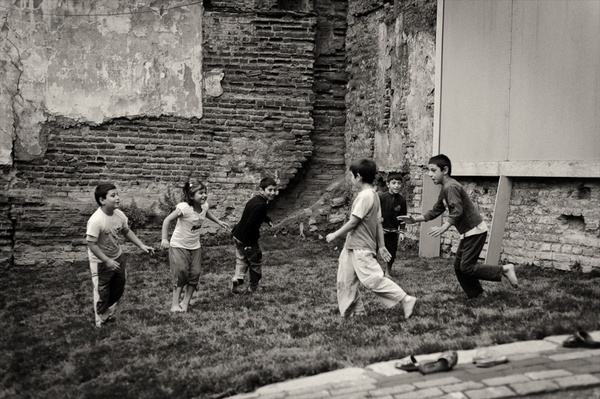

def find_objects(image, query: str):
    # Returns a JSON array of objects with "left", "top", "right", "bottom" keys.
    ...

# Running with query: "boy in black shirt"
[
  {"left": 379, "top": 173, "right": 407, "bottom": 276},
  {"left": 231, "top": 177, "right": 277, "bottom": 293}
]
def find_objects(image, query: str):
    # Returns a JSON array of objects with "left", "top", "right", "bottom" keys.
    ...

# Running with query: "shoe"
[
  {"left": 394, "top": 355, "right": 419, "bottom": 372},
  {"left": 402, "top": 295, "right": 417, "bottom": 318},
  {"left": 472, "top": 349, "right": 508, "bottom": 368},
  {"left": 563, "top": 331, "right": 600, "bottom": 349},
  {"left": 418, "top": 351, "right": 458, "bottom": 374},
  {"left": 231, "top": 280, "right": 240, "bottom": 294}
]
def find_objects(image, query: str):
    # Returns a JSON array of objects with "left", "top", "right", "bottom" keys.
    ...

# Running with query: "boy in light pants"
[{"left": 326, "top": 159, "right": 417, "bottom": 318}]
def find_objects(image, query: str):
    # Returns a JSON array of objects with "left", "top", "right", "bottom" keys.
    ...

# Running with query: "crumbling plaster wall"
[
  {"left": 345, "top": 0, "right": 599, "bottom": 271},
  {"left": 1, "top": 0, "right": 204, "bottom": 164}
]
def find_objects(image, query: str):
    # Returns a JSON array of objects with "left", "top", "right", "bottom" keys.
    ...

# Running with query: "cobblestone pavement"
[{"left": 230, "top": 331, "right": 600, "bottom": 399}]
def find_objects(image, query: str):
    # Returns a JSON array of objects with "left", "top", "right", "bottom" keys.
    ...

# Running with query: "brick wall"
[{"left": 0, "top": 1, "right": 337, "bottom": 267}]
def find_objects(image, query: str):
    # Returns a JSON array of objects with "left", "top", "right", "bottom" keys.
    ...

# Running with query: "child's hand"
[
  {"left": 220, "top": 221, "right": 230, "bottom": 229},
  {"left": 325, "top": 233, "right": 336, "bottom": 243},
  {"left": 399, "top": 232, "right": 405, "bottom": 241},
  {"left": 428, "top": 226, "right": 446, "bottom": 237},
  {"left": 141, "top": 244, "right": 155, "bottom": 255},
  {"left": 105, "top": 258, "right": 120, "bottom": 271},
  {"left": 160, "top": 239, "right": 170, "bottom": 250},
  {"left": 378, "top": 247, "right": 392, "bottom": 263},
  {"left": 398, "top": 215, "right": 416, "bottom": 224}
]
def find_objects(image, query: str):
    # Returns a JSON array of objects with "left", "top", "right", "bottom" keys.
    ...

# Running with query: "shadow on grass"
[{"left": 1, "top": 234, "right": 599, "bottom": 398}]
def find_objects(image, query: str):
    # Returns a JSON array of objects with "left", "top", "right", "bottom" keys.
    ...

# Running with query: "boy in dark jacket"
[
  {"left": 231, "top": 177, "right": 277, "bottom": 293},
  {"left": 379, "top": 172, "right": 407, "bottom": 276}
]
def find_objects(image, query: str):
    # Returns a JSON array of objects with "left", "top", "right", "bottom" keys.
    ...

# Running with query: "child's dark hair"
[
  {"left": 349, "top": 158, "right": 377, "bottom": 184},
  {"left": 183, "top": 179, "right": 207, "bottom": 205},
  {"left": 259, "top": 177, "right": 277, "bottom": 190},
  {"left": 428, "top": 154, "right": 452, "bottom": 176},
  {"left": 387, "top": 172, "right": 403, "bottom": 183},
  {"left": 94, "top": 183, "right": 117, "bottom": 206}
]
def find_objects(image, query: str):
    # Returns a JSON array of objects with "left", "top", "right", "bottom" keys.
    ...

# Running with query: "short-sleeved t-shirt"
[
  {"left": 86, "top": 208, "right": 130, "bottom": 263},
  {"left": 169, "top": 202, "right": 209, "bottom": 250},
  {"left": 344, "top": 188, "right": 381, "bottom": 253}
]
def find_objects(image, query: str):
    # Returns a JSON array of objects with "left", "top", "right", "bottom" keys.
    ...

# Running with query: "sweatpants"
[
  {"left": 337, "top": 248, "right": 407, "bottom": 317},
  {"left": 89, "top": 253, "right": 127, "bottom": 327},
  {"left": 453, "top": 232, "right": 503, "bottom": 298}
]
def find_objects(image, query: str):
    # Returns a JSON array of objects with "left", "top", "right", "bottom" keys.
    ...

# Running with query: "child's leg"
[
  {"left": 383, "top": 233, "right": 399, "bottom": 276},
  {"left": 106, "top": 253, "right": 127, "bottom": 308},
  {"left": 169, "top": 247, "right": 188, "bottom": 311},
  {"left": 337, "top": 249, "right": 365, "bottom": 317},
  {"left": 245, "top": 243, "right": 263, "bottom": 290},
  {"left": 453, "top": 240, "right": 485, "bottom": 298},
  {"left": 171, "top": 287, "right": 184, "bottom": 311},
  {"left": 232, "top": 238, "right": 249, "bottom": 293},
  {"left": 180, "top": 285, "right": 196, "bottom": 311},
  {"left": 353, "top": 249, "right": 408, "bottom": 307},
  {"left": 456, "top": 233, "right": 504, "bottom": 297},
  {"left": 90, "top": 261, "right": 115, "bottom": 327},
  {"left": 181, "top": 248, "right": 202, "bottom": 310}
]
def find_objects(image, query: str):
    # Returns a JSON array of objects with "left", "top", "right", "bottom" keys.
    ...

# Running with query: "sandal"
[
  {"left": 472, "top": 349, "right": 508, "bottom": 368},
  {"left": 418, "top": 351, "right": 458, "bottom": 375},
  {"left": 563, "top": 331, "right": 600, "bottom": 349},
  {"left": 394, "top": 355, "right": 419, "bottom": 372}
]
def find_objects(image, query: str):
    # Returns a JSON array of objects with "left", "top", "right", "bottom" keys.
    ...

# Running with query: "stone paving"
[{"left": 230, "top": 331, "right": 600, "bottom": 399}]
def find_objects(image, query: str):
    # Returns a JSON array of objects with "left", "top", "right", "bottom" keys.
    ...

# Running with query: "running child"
[
  {"left": 230, "top": 177, "right": 278, "bottom": 294},
  {"left": 399, "top": 154, "right": 518, "bottom": 300},
  {"left": 326, "top": 159, "right": 417, "bottom": 318},
  {"left": 379, "top": 172, "right": 407, "bottom": 276},
  {"left": 161, "top": 179, "right": 229, "bottom": 312},
  {"left": 86, "top": 183, "right": 155, "bottom": 327}
]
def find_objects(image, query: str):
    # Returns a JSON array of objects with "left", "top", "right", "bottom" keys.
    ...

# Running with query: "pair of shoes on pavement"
[
  {"left": 563, "top": 331, "right": 600, "bottom": 349},
  {"left": 395, "top": 351, "right": 458, "bottom": 374}
]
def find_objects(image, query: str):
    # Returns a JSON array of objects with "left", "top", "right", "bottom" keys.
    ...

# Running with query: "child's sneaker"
[
  {"left": 401, "top": 295, "right": 417, "bottom": 319},
  {"left": 231, "top": 280, "right": 240, "bottom": 294}
]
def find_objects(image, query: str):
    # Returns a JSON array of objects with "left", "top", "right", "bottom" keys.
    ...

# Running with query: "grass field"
[{"left": 1, "top": 234, "right": 599, "bottom": 398}]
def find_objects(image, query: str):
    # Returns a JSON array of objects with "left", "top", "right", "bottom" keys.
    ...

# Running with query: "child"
[
  {"left": 86, "top": 183, "right": 155, "bottom": 327},
  {"left": 161, "top": 179, "right": 229, "bottom": 312},
  {"left": 230, "top": 177, "right": 278, "bottom": 294},
  {"left": 399, "top": 154, "right": 518, "bottom": 300},
  {"left": 326, "top": 159, "right": 417, "bottom": 318},
  {"left": 379, "top": 172, "right": 407, "bottom": 276}
]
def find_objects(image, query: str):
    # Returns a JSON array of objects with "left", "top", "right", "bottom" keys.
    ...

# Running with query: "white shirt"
[
  {"left": 170, "top": 202, "right": 209, "bottom": 250},
  {"left": 86, "top": 208, "right": 129, "bottom": 263}
]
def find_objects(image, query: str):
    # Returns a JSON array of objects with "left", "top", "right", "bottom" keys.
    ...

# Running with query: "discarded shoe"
[
  {"left": 394, "top": 355, "right": 419, "bottom": 372},
  {"left": 418, "top": 351, "right": 458, "bottom": 375},
  {"left": 563, "top": 331, "right": 600, "bottom": 349},
  {"left": 472, "top": 349, "right": 508, "bottom": 368}
]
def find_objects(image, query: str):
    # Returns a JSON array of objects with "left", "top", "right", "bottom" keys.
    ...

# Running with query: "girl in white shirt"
[{"left": 161, "top": 179, "right": 229, "bottom": 312}]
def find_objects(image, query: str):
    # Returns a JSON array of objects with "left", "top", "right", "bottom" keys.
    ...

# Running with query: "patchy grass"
[{"left": 1, "top": 235, "right": 599, "bottom": 398}]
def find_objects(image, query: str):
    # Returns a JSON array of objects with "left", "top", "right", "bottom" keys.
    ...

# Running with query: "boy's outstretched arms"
[
  {"left": 124, "top": 230, "right": 155, "bottom": 255},
  {"left": 398, "top": 215, "right": 451, "bottom": 237}
]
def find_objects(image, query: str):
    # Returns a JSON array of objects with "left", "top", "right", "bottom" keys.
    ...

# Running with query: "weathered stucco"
[{"left": 0, "top": 0, "right": 203, "bottom": 163}]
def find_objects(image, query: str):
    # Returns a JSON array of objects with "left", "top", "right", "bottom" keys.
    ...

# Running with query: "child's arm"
[
  {"left": 326, "top": 215, "right": 361, "bottom": 243},
  {"left": 206, "top": 210, "right": 230, "bottom": 229},
  {"left": 161, "top": 209, "right": 182, "bottom": 249},
  {"left": 124, "top": 229, "right": 155, "bottom": 254},
  {"left": 87, "top": 237, "right": 120, "bottom": 270},
  {"left": 376, "top": 220, "right": 392, "bottom": 262}
]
